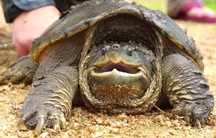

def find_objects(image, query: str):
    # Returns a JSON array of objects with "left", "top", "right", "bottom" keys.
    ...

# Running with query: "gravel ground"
[{"left": 0, "top": 2, "right": 215, "bottom": 138}]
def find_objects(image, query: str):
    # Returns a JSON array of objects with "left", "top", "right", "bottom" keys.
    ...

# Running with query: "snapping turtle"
[{"left": 0, "top": 0, "right": 214, "bottom": 135}]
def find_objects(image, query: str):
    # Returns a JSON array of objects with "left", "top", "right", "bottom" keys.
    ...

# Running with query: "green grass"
[
  {"left": 128, "top": 0, "right": 166, "bottom": 12},
  {"left": 129, "top": 0, "right": 216, "bottom": 12},
  {"left": 205, "top": 0, "right": 216, "bottom": 12}
]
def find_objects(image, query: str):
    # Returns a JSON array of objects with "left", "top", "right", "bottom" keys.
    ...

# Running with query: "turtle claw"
[
  {"left": 49, "top": 113, "right": 61, "bottom": 132},
  {"left": 183, "top": 115, "right": 201, "bottom": 128},
  {"left": 173, "top": 101, "right": 212, "bottom": 127},
  {"left": 195, "top": 119, "right": 202, "bottom": 128},
  {"left": 0, "top": 69, "right": 12, "bottom": 84},
  {"left": 9, "top": 68, "right": 25, "bottom": 84},
  {"left": 17, "top": 113, "right": 32, "bottom": 127},
  {"left": 18, "top": 105, "right": 67, "bottom": 135},
  {"left": 184, "top": 115, "right": 191, "bottom": 126},
  {"left": 35, "top": 115, "right": 46, "bottom": 136},
  {"left": 59, "top": 114, "right": 67, "bottom": 129},
  {"left": 0, "top": 56, "right": 37, "bottom": 84},
  {"left": 15, "top": 65, "right": 76, "bottom": 135},
  {"left": 17, "top": 118, "right": 26, "bottom": 127},
  {"left": 23, "top": 74, "right": 34, "bottom": 84},
  {"left": 53, "top": 118, "right": 61, "bottom": 132}
]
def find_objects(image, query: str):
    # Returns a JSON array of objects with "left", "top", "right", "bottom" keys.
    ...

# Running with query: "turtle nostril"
[{"left": 112, "top": 44, "right": 120, "bottom": 49}]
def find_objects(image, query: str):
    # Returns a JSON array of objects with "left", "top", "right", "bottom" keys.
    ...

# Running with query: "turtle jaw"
[{"left": 87, "top": 62, "right": 150, "bottom": 106}]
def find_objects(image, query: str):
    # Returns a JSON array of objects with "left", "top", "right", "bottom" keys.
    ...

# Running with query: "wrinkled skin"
[
  {"left": 80, "top": 42, "right": 214, "bottom": 124},
  {"left": 1, "top": 41, "right": 214, "bottom": 135},
  {"left": 0, "top": 0, "right": 214, "bottom": 135},
  {"left": 83, "top": 42, "right": 213, "bottom": 128},
  {"left": 0, "top": 56, "right": 37, "bottom": 84}
]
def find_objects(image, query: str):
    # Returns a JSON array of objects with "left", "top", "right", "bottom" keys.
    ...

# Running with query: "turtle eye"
[
  {"left": 127, "top": 47, "right": 135, "bottom": 56},
  {"left": 101, "top": 45, "right": 110, "bottom": 55}
]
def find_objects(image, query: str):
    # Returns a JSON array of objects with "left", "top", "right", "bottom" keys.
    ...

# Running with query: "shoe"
[{"left": 174, "top": 2, "right": 216, "bottom": 23}]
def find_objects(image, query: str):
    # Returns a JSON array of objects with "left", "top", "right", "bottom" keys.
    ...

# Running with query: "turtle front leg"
[
  {"left": 162, "top": 54, "right": 214, "bottom": 126},
  {"left": 18, "top": 66, "right": 78, "bottom": 135},
  {"left": 0, "top": 56, "right": 38, "bottom": 84}
]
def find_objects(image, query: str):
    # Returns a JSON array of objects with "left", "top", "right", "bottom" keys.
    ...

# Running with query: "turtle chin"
[{"left": 88, "top": 64, "right": 150, "bottom": 107}]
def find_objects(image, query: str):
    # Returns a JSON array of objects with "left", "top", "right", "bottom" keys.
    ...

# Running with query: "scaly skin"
[
  {"left": 0, "top": 56, "right": 38, "bottom": 84},
  {"left": 8, "top": 28, "right": 85, "bottom": 135},
  {"left": 162, "top": 54, "right": 214, "bottom": 126},
  {"left": 18, "top": 66, "right": 78, "bottom": 135},
  {"left": 0, "top": 45, "right": 214, "bottom": 135}
]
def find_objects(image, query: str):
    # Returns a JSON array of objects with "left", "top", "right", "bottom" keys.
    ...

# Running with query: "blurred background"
[
  {"left": 0, "top": 3, "right": 11, "bottom": 43},
  {"left": 129, "top": 0, "right": 216, "bottom": 12},
  {"left": 0, "top": 0, "right": 216, "bottom": 32}
]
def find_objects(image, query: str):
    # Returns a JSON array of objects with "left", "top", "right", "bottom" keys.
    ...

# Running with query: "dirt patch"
[{"left": 0, "top": 10, "right": 215, "bottom": 138}]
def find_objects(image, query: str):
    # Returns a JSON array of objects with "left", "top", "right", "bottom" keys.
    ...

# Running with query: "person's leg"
[{"left": 167, "top": 0, "right": 216, "bottom": 23}]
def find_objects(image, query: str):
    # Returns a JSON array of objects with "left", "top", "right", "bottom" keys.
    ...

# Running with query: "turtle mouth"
[
  {"left": 88, "top": 62, "right": 150, "bottom": 105},
  {"left": 90, "top": 62, "right": 147, "bottom": 82},
  {"left": 95, "top": 62, "right": 138, "bottom": 73}
]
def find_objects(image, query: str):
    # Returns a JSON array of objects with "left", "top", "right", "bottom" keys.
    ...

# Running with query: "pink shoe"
[{"left": 174, "top": 2, "right": 216, "bottom": 23}]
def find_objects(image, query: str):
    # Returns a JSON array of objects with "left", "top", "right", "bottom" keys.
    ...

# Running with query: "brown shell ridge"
[
  {"left": 32, "top": 0, "right": 204, "bottom": 71},
  {"left": 32, "top": 4, "right": 141, "bottom": 64}
]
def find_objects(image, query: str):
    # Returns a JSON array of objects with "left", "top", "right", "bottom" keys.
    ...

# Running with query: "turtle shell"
[{"left": 32, "top": 0, "right": 203, "bottom": 70}]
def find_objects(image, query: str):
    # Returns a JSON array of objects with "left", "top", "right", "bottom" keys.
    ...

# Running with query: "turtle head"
[{"left": 80, "top": 41, "right": 157, "bottom": 114}]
